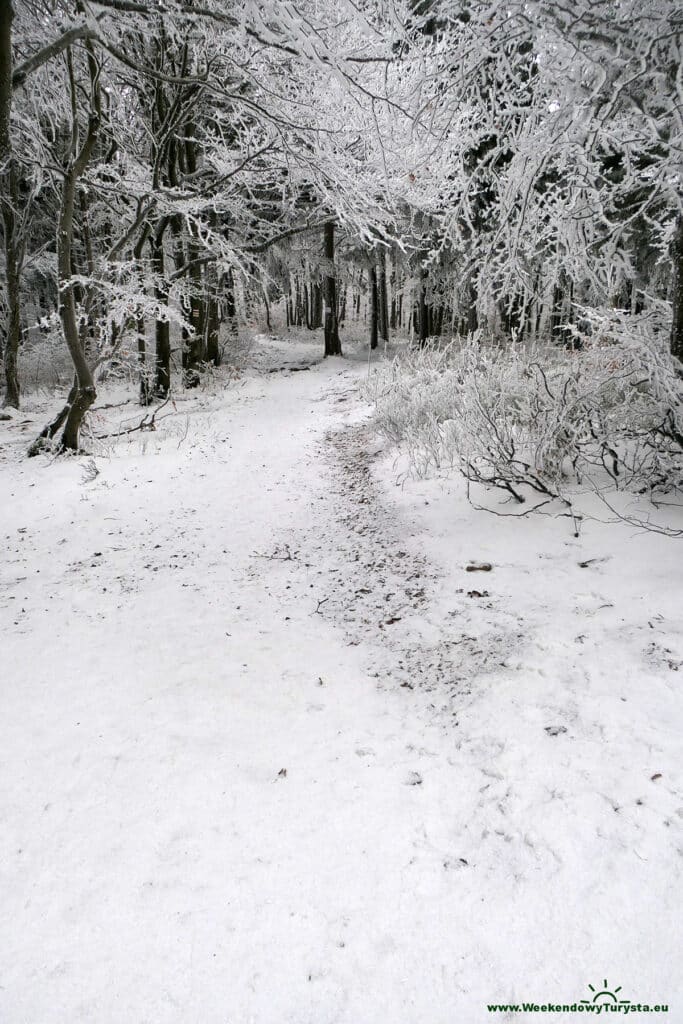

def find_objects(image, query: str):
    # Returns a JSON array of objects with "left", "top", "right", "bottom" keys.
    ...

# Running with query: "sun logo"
[{"left": 581, "top": 980, "right": 631, "bottom": 1008}]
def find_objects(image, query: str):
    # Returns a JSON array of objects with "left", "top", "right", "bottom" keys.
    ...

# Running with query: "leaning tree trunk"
[
  {"left": 671, "top": 213, "right": 683, "bottom": 364},
  {"left": 55, "top": 70, "right": 101, "bottom": 450},
  {"left": 31, "top": 43, "right": 102, "bottom": 454},
  {"left": 323, "top": 221, "right": 342, "bottom": 356},
  {"left": 0, "top": 0, "right": 22, "bottom": 409},
  {"left": 58, "top": 153, "right": 98, "bottom": 451},
  {"left": 27, "top": 376, "right": 78, "bottom": 456}
]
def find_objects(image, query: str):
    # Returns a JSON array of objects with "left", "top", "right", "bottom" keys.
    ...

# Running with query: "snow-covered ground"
[{"left": 1, "top": 335, "right": 681, "bottom": 1023}]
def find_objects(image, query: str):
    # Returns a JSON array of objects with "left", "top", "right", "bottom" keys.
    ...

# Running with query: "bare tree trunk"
[
  {"left": 0, "top": 0, "right": 22, "bottom": 408},
  {"left": 181, "top": 125, "right": 204, "bottom": 384},
  {"left": 304, "top": 282, "right": 311, "bottom": 329},
  {"left": 262, "top": 285, "right": 271, "bottom": 333},
  {"left": 369, "top": 262, "right": 378, "bottom": 350},
  {"left": 323, "top": 221, "right": 342, "bottom": 356},
  {"left": 312, "top": 281, "right": 323, "bottom": 328},
  {"left": 205, "top": 263, "right": 221, "bottom": 366},
  {"left": 378, "top": 248, "right": 389, "bottom": 343},
  {"left": 286, "top": 275, "right": 293, "bottom": 328},
  {"left": 467, "top": 276, "right": 478, "bottom": 334},
  {"left": 671, "top": 213, "right": 683, "bottom": 364},
  {"left": 295, "top": 276, "right": 303, "bottom": 326},
  {"left": 225, "top": 269, "right": 238, "bottom": 338},
  {"left": 418, "top": 265, "right": 428, "bottom": 346},
  {"left": 151, "top": 223, "right": 171, "bottom": 398},
  {"left": 137, "top": 314, "right": 152, "bottom": 404},
  {"left": 132, "top": 225, "right": 152, "bottom": 405},
  {"left": 1, "top": 201, "right": 21, "bottom": 408},
  {"left": 338, "top": 284, "right": 346, "bottom": 325},
  {"left": 204, "top": 294, "right": 220, "bottom": 366},
  {"left": 54, "top": 48, "right": 100, "bottom": 451},
  {"left": 77, "top": 188, "right": 97, "bottom": 356}
]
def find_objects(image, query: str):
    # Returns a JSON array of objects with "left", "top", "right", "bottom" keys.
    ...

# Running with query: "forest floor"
[{"left": 1, "top": 333, "right": 682, "bottom": 1023}]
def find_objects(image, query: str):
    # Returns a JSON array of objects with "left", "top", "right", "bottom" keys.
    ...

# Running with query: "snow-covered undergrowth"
[{"left": 364, "top": 317, "right": 683, "bottom": 531}]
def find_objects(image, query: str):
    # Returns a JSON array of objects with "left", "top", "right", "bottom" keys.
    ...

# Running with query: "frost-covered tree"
[{"left": 2, "top": 0, "right": 682, "bottom": 453}]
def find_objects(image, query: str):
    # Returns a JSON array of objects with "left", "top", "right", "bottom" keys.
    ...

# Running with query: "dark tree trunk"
[
  {"left": 550, "top": 278, "right": 563, "bottom": 342},
  {"left": 369, "top": 263, "right": 378, "bottom": 350},
  {"left": 304, "top": 282, "right": 311, "bottom": 329},
  {"left": 262, "top": 286, "right": 271, "bottom": 333},
  {"left": 225, "top": 269, "right": 238, "bottom": 337},
  {"left": 378, "top": 249, "right": 389, "bottom": 343},
  {"left": 77, "top": 188, "right": 97, "bottom": 356},
  {"left": 1, "top": 218, "right": 20, "bottom": 408},
  {"left": 177, "top": 241, "right": 203, "bottom": 386},
  {"left": 323, "top": 222, "right": 342, "bottom": 356},
  {"left": 286, "top": 277, "right": 294, "bottom": 328},
  {"left": 0, "top": 0, "right": 21, "bottom": 408},
  {"left": 151, "top": 223, "right": 171, "bottom": 398},
  {"left": 418, "top": 266, "right": 428, "bottom": 346},
  {"left": 184, "top": 262, "right": 204, "bottom": 384},
  {"left": 204, "top": 225, "right": 221, "bottom": 367},
  {"left": 310, "top": 281, "right": 323, "bottom": 329},
  {"left": 137, "top": 315, "right": 152, "bottom": 405},
  {"left": 205, "top": 284, "right": 220, "bottom": 366},
  {"left": 671, "top": 214, "right": 683, "bottom": 363},
  {"left": 53, "top": 48, "right": 100, "bottom": 451},
  {"left": 182, "top": 127, "right": 203, "bottom": 385},
  {"left": 132, "top": 225, "right": 152, "bottom": 405},
  {"left": 467, "top": 277, "right": 478, "bottom": 334},
  {"left": 295, "top": 276, "right": 305, "bottom": 326},
  {"left": 551, "top": 274, "right": 574, "bottom": 345},
  {"left": 339, "top": 284, "right": 347, "bottom": 326}
]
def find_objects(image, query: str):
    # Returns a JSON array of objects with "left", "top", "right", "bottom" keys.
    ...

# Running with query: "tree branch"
[{"left": 12, "top": 25, "right": 97, "bottom": 88}]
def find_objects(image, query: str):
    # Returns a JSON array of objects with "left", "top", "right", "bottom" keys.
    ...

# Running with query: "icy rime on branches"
[{"left": 0, "top": 0, "right": 681, "bottom": 455}]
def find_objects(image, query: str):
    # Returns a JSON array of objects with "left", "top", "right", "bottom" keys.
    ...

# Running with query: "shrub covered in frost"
[{"left": 364, "top": 312, "right": 683, "bottom": 526}]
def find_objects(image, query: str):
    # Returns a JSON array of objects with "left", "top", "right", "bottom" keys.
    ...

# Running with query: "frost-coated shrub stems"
[{"left": 364, "top": 316, "right": 683, "bottom": 528}]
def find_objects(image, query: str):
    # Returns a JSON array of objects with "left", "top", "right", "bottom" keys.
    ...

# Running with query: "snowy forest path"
[
  {"left": 0, "top": 348, "right": 470, "bottom": 1024},
  {"left": 2, "top": 340, "right": 682, "bottom": 1023}
]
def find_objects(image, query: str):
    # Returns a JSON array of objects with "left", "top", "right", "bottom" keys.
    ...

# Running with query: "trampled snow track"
[{"left": 309, "top": 413, "right": 528, "bottom": 716}]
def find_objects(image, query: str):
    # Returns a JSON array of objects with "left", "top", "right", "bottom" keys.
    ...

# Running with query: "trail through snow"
[{"left": 1, "top": 337, "right": 681, "bottom": 1023}]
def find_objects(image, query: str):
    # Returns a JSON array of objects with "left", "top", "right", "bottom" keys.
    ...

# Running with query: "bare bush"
[{"left": 365, "top": 315, "right": 683, "bottom": 533}]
